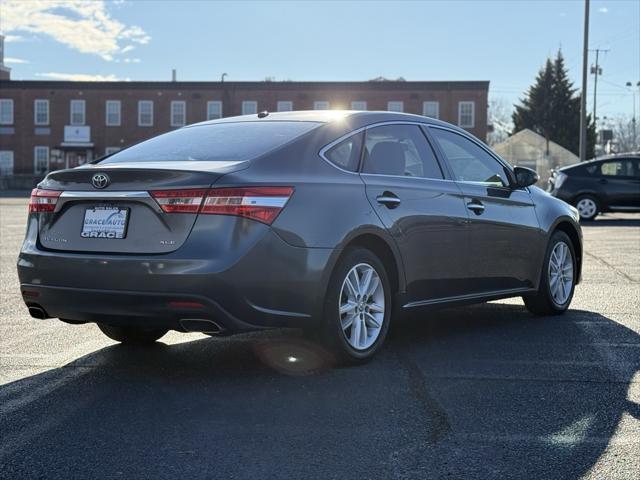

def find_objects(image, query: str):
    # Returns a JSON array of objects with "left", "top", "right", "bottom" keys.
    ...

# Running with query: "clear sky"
[{"left": 1, "top": 0, "right": 638, "bottom": 122}]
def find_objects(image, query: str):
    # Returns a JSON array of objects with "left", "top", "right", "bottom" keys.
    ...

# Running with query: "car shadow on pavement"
[{"left": 1, "top": 303, "right": 638, "bottom": 479}]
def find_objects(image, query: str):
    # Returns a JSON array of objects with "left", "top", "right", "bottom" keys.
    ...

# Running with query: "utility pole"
[
  {"left": 589, "top": 48, "right": 609, "bottom": 129},
  {"left": 579, "top": 0, "right": 590, "bottom": 162}
]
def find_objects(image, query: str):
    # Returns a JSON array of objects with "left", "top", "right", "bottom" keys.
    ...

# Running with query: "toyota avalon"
[{"left": 18, "top": 111, "right": 582, "bottom": 363}]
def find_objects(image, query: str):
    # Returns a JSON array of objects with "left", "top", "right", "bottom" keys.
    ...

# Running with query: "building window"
[
  {"left": 277, "top": 101, "right": 293, "bottom": 112},
  {"left": 171, "top": 101, "right": 186, "bottom": 127},
  {"left": 458, "top": 101, "right": 475, "bottom": 128},
  {"left": 0, "top": 151, "right": 14, "bottom": 175},
  {"left": 138, "top": 100, "right": 154, "bottom": 126},
  {"left": 105, "top": 100, "right": 121, "bottom": 126},
  {"left": 207, "top": 101, "right": 223, "bottom": 120},
  {"left": 314, "top": 101, "right": 330, "bottom": 110},
  {"left": 387, "top": 101, "right": 404, "bottom": 112},
  {"left": 70, "top": 99, "right": 86, "bottom": 125},
  {"left": 34, "top": 146, "right": 49, "bottom": 174},
  {"left": 34, "top": 99, "right": 50, "bottom": 125},
  {"left": 351, "top": 101, "right": 367, "bottom": 110},
  {"left": 105, "top": 147, "right": 121, "bottom": 156},
  {"left": 0, "top": 99, "right": 14, "bottom": 125},
  {"left": 423, "top": 101, "right": 439, "bottom": 119},
  {"left": 242, "top": 101, "right": 258, "bottom": 115}
]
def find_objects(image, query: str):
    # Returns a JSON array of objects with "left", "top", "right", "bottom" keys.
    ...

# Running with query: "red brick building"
[{"left": 0, "top": 78, "right": 489, "bottom": 179}]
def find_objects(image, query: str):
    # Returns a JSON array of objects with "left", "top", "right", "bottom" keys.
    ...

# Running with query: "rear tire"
[
  {"left": 523, "top": 231, "right": 576, "bottom": 315},
  {"left": 574, "top": 195, "right": 599, "bottom": 221},
  {"left": 321, "top": 247, "right": 392, "bottom": 364},
  {"left": 98, "top": 323, "right": 167, "bottom": 345}
]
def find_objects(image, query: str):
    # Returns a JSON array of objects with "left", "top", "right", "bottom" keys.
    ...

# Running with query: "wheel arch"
[
  {"left": 551, "top": 219, "right": 583, "bottom": 284},
  {"left": 321, "top": 229, "right": 406, "bottom": 304}
]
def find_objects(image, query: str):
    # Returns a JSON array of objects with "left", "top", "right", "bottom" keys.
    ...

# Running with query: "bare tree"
[
  {"left": 610, "top": 116, "right": 639, "bottom": 153},
  {"left": 487, "top": 97, "right": 513, "bottom": 146}
]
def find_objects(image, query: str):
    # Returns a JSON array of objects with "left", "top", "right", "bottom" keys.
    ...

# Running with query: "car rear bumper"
[{"left": 18, "top": 215, "right": 335, "bottom": 332}]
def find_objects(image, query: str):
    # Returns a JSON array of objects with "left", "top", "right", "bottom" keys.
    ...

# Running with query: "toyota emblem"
[{"left": 91, "top": 173, "right": 110, "bottom": 189}]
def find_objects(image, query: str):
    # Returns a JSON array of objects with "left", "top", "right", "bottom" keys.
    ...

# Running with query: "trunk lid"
[{"left": 37, "top": 161, "right": 248, "bottom": 254}]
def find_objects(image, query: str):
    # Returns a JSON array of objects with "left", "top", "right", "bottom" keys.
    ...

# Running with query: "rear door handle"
[
  {"left": 466, "top": 201, "right": 485, "bottom": 214},
  {"left": 376, "top": 192, "right": 401, "bottom": 208}
]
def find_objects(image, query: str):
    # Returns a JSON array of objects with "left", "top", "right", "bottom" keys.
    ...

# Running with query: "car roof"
[
  {"left": 191, "top": 110, "right": 454, "bottom": 129},
  {"left": 561, "top": 152, "right": 640, "bottom": 171}
]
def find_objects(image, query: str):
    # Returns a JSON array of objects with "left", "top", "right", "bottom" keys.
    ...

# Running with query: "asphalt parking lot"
[{"left": 1, "top": 196, "right": 638, "bottom": 480}]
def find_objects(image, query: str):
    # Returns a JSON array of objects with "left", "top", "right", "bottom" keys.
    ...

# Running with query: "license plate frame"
[{"left": 81, "top": 206, "right": 129, "bottom": 239}]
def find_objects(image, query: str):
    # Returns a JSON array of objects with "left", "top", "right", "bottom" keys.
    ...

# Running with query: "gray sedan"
[{"left": 18, "top": 111, "right": 583, "bottom": 363}]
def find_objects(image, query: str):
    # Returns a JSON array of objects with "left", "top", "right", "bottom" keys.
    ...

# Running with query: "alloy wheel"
[
  {"left": 548, "top": 241, "right": 574, "bottom": 306},
  {"left": 339, "top": 263, "right": 385, "bottom": 350}
]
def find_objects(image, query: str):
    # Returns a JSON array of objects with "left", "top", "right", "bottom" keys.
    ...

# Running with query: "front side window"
[
  {"left": 423, "top": 101, "right": 439, "bottom": 119},
  {"left": 106, "top": 100, "right": 121, "bottom": 126},
  {"left": 171, "top": 101, "right": 186, "bottom": 127},
  {"left": 362, "top": 124, "right": 443, "bottom": 179},
  {"left": 430, "top": 127, "right": 509, "bottom": 187},
  {"left": 387, "top": 101, "right": 404, "bottom": 112},
  {"left": 600, "top": 160, "right": 635, "bottom": 177},
  {"left": 207, "top": 101, "right": 223, "bottom": 120},
  {"left": 458, "top": 101, "right": 475, "bottom": 128},
  {"left": 277, "top": 101, "right": 293, "bottom": 112},
  {"left": 324, "top": 132, "right": 363, "bottom": 172},
  {"left": 101, "top": 121, "right": 320, "bottom": 164},
  {"left": 34, "top": 146, "right": 49, "bottom": 174},
  {"left": 242, "top": 101, "right": 258, "bottom": 115},
  {"left": 0, "top": 99, "right": 13, "bottom": 124},
  {"left": 34, "top": 99, "right": 49, "bottom": 125},
  {"left": 138, "top": 100, "right": 154, "bottom": 126},
  {"left": 70, "top": 99, "right": 86, "bottom": 125}
]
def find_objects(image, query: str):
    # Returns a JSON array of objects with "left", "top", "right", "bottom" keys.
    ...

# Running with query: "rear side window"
[
  {"left": 324, "top": 132, "right": 363, "bottom": 172},
  {"left": 362, "top": 124, "right": 443, "bottom": 179},
  {"left": 600, "top": 160, "right": 635, "bottom": 177},
  {"left": 101, "top": 121, "right": 320, "bottom": 163}
]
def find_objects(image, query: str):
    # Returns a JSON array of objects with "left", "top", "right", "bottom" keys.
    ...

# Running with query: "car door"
[
  {"left": 597, "top": 159, "right": 640, "bottom": 208},
  {"left": 428, "top": 126, "right": 544, "bottom": 294},
  {"left": 359, "top": 123, "right": 470, "bottom": 302}
]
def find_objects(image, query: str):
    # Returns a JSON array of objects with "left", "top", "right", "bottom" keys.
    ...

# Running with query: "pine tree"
[{"left": 512, "top": 50, "right": 595, "bottom": 158}]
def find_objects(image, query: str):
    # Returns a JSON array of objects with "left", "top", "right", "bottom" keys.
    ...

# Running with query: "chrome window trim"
[
  {"left": 55, "top": 191, "right": 159, "bottom": 213},
  {"left": 59, "top": 191, "right": 151, "bottom": 199}
]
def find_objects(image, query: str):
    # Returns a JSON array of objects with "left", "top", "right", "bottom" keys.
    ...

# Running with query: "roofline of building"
[{"left": 0, "top": 79, "right": 490, "bottom": 91}]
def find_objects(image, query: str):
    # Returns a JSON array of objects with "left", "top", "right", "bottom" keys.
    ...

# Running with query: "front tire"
[
  {"left": 322, "top": 248, "right": 392, "bottom": 364},
  {"left": 523, "top": 231, "right": 576, "bottom": 315},
  {"left": 575, "top": 195, "right": 599, "bottom": 221},
  {"left": 98, "top": 323, "right": 167, "bottom": 345}
]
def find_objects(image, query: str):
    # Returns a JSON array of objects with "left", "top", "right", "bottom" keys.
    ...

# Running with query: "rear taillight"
[
  {"left": 28, "top": 188, "right": 62, "bottom": 213},
  {"left": 150, "top": 189, "right": 208, "bottom": 213},
  {"left": 554, "top": 172, "right": 568, "bottom": 189},
  {"left": 201, "top": 187, "right": 294, "bottom": 224},
  {"left": 150, "top": 187, "right": 294, "bottom": 225}
]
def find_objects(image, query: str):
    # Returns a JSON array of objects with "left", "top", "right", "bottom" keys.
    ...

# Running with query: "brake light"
[
  {"left": 150, "top": 189, "right": 208, "bottom": 213},
  {"left": 150, "top": 187, "right": 294, "bottom": 224},
  {"left": 201, "top": 187, "right": 294, "bottom": 224},
  {"left": 28, "top": 188, "right": 62, "bottom": 213}
]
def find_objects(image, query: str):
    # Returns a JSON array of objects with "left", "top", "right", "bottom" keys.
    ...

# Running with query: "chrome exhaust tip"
[{"left": 179, "top": 318, "right": 223, "bottom": 334}]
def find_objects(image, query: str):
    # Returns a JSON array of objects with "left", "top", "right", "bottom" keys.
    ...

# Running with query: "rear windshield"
[{"left": 100, "top": 121, "right": 321, "bottom": 163}]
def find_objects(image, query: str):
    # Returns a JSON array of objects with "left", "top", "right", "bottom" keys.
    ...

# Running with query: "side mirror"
[{"left": 513, "top": 166, "right": 539, "bottom": 188}]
